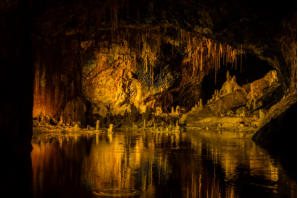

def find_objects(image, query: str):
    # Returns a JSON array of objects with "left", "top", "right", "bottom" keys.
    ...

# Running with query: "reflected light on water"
[{"left": 31, "top": 131, "right": 296, "bottom": 198}]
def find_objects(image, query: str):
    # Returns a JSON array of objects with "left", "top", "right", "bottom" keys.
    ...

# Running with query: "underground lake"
[{"left": 31, "top": 129, "right": 296, "bottom": 198}]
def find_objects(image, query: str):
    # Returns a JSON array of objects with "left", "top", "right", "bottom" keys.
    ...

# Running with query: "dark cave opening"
[{"left": 201, "top": 53, "right": 274, "bottom": 104}]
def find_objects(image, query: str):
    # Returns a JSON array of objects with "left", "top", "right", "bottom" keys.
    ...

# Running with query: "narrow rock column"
[{"left": 96, "top": 120, "right": 100, "bottom": 130}]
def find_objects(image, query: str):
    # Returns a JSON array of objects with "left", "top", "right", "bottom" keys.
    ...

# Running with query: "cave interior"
[{"left": 1, "top": 0, "right": 297, "bottom": 197}]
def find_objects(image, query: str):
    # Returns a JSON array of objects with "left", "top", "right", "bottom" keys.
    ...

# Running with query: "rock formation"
[{"left": 30, "top": 0, "right": 296, "bottom": 131}]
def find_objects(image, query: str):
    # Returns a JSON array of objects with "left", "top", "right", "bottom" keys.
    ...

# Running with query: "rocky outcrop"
[
  {"left": 182, "top": 69, "right": 281, "bottom": 131},
  {"left": 207, "top": 70, "right": 279, "bottom": 115},
  {"left": 208, "top": 90, "right": 247, "bottom": 115},
  {"left": 208, "top": 73, "right": 248, "bottom": 115}
]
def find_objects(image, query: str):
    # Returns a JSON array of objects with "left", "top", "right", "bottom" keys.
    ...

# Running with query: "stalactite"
[
  {"left": 80, "top": 27, "right": 244, "bottom": 93},
  {"left": 174, "top": 29, "right": 242, "bottom": 79}
]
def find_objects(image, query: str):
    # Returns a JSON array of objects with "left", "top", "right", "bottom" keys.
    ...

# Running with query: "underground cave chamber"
[
  {"left": 32, "top": 30, "right": 280, "bottom": 130},
  {"left": 2, "top": 0, "right": 296, "bottom": 197}
]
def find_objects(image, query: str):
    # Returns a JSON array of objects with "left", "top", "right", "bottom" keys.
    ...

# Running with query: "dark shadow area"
[
  {"left": 253, "top": 103, "right": 297, "bottom": 180},
  {"left": 5, "top": 151, "right": 32, "bottom": 198},
  {"left": 1, "top": 1, "right": 33, "bottom": 198}
]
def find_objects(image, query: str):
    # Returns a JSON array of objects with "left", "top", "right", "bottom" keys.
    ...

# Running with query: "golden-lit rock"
[
  {"left": 208, "top": 74, "right": 247, "bottom": 115},
  {"left": 182, "top": 70, "right": 282, "bottom": 131},
  {"left": 209, "top": 91, "right": 247, "bottom": 115},
  {"left": 219, "top": 72, "right": 245, "bottom": 96},
  {"left": 246, "top": 70, "right": 279, "bottom": 103},
  {"left": 96, "top": 120, "right": 100, "bottom": 130}
]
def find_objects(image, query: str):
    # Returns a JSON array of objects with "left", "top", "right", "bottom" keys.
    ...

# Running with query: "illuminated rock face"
[
  {"left": 207, "top": 70, "right": 280, "bottom": 115},
  {"left": 81, "top": 41, "right": 147, "bottom": 116},
  {"left": 33, "top": 28, "right": 243, "bottom": 125},
  {"left": 181, "top": 68, "right": 285, "bottom": 133},
  {"left": 31, "top": 0, "right": 296, "bottom": 129}
]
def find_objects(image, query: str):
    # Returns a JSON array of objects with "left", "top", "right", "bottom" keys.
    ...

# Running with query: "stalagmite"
[
  {"left": 176, "top": 105, "right": 180, "bottom": 114},
  {"left": 259, "top": 109, "right": 265, "bottom": 119},
  {"left": 198, "top": 99, "right": 203, "bottom": 111},
  {"left": 58, "top": 115, "right": 63, "bottom": 125},
  {"left": 108, "top": 124, "right": 113, "bottom": 133},
  {"left": 96, "top": 120, "right": 100, "bottom": 130},
  {"left": 73, "top": 123, "right": 79, "bottom": 131}
]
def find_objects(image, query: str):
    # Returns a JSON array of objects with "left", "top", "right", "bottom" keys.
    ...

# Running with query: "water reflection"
[{"left": 31, "top": 130, "right": 296, "bottom": 198}]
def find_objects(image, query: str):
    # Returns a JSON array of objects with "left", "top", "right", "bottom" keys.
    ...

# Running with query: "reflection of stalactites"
[
  {"left": 74, "top": 134, "right": 78, "bottom": 142},
  {"left": 269, "top": 164, "right": 279, "bottom": 182},
  {"left": 226, "top": 185, "right": 236, "bottom": 198},
  {"left": 96, "top": 133, "right": 99, "bottom": 145},
  {"left": 58, "top": 137, "right": 63, "bottom": 149},
  {"left": 107, "top": 133, "right": 113, "bottom": 142}
]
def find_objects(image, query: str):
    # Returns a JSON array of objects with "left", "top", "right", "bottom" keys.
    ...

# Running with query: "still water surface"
[{"left": 31, "top": 130, "right": 296, "bottom": 198}]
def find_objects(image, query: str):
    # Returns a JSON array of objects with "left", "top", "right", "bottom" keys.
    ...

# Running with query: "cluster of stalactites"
[
  {"left": 89, "top": 27, "right": 244, "bottom": 85},
  {"left": 105, "top": 1, "right": 243, "bottom": 82},
  {"left": 177, "top": 29, "right": 244, "bottom": 81},
  {"left": 88, "top": 28, "right": 162, "bottom": 86}
]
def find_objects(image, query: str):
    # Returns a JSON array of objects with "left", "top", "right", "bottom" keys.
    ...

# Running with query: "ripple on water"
[{"left": 93, "top": 189, "right": 140, "bottom": 197}]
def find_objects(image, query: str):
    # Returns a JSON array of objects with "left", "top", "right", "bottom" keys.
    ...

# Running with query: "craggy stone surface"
[
  {"left": 208, "top": 91, "right": 247, "bottom": 114},
  {"left": 30, "top": 1, "right": 296, "bottom": 157},
  {"left": 31, "top": 0, "right": 296, "bottom": 128}
]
